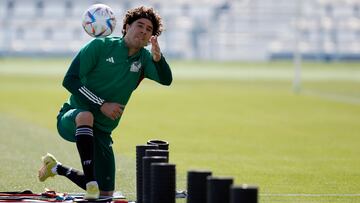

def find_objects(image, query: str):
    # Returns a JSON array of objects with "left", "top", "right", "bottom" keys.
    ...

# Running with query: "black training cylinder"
[
  {"left": 136, "top": 145, "right": 159, "bottom": 203},
  {"left": 187, "top": 170, "right": 212, "bottom": 203},
  {"left": 207, "top": 177, "right": 234, "bottom": 203},
  {"left": 151, "top": 163, "right": 176, "bottom": 203},
  {"left": 230, "top": 185, "right": 258, "bottom": 203},
  {"left": 143, "top": 156, "right": 168, "bottom": 203},
  {"left": 147, "top": 139, "right": 169, "bottom": 150},
  {"left": 145, "top": 149, "right": 169, "bottom": 162}
]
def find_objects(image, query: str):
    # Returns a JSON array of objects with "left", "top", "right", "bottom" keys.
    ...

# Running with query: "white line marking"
[
  {"left": 261, "top": 194, "right": 360, "bottom": 197},
  {"left": 304, "top": 90, "right": 360, "bottom": 105}
]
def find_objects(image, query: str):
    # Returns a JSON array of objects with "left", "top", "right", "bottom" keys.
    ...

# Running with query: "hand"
[
  {"left": 100, "top": 102, "right": 125, "bottom": 120},
  {"left": 150, "top": 36, "right": 161, "bottom": 62}
]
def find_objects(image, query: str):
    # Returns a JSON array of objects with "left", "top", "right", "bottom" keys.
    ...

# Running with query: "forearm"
[
  {"left": 153, "top": 55, "right": 172, "bottom": 86},
  {"left": 63, "top": 54, "right": 105, "bottom": 110}
]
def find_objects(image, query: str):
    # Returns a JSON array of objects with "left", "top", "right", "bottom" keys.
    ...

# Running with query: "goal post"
[{"left": 293, "top": 0, "right": 302, "bottom": 94}]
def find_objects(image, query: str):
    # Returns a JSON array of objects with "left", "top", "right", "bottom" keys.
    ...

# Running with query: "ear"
[{"left": 125, "top": 24, "right": 130, "bottom": 33}]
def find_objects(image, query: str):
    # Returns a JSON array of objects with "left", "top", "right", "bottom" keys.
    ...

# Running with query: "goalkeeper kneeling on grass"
[{"left": 37, "top": 6, "right": 172, "bottom": 200}]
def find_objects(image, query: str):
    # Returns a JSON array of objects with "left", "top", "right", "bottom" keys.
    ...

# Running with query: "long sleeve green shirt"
[{"left": 62, "top": 37, "right": 172, "bottom": 133}]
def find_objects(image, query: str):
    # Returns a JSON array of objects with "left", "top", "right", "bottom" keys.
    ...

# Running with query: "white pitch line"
[
  {"left": 261, "top": 194, "right": 360, "bottom": 197},
  {"left": 303, "top": 90, "right": 360, "bottom": 105}
]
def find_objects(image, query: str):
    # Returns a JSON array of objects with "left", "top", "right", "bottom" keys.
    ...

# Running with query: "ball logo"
[{"left": 82, "top": 4, "right": 116, "bottom": 38}]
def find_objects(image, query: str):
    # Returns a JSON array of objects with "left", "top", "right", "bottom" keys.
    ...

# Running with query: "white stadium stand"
[{"left": 0, "top": 0, "right": 359, "bottom": 60}]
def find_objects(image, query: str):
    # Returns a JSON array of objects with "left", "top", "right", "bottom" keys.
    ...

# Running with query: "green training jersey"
[{"left": 62, "top": 36, "right": 172, "bottom": 133}]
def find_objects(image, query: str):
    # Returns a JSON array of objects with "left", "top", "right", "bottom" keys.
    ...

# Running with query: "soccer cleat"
[
  {"left": 84, "top": 181, "right": 100, "bottom": 200},
  {"left": 38, "top": 153, "right": 58, "bottom": 182}
]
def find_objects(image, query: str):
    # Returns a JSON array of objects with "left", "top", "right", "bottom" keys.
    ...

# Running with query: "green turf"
[{"left": 0, "top": 58, "right": 359, "bottom": 202}]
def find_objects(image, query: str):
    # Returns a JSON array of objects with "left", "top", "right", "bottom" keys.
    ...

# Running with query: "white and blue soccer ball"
[{"left": 82, "top": 4, "right": 116, "bottom": 38}]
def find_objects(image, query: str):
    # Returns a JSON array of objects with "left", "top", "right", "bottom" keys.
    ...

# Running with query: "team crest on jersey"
[{"left": 130, "top": 61, "right": 142, "bottom": 72}]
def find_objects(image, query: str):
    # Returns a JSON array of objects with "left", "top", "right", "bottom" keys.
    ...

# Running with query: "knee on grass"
[{"left": 100, "top": 191, "right": 113, "bottom": 197}]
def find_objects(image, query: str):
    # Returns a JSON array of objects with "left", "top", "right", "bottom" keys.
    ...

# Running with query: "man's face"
[{"left": 125, "top": 18, "right": 153, "bottom": 49}]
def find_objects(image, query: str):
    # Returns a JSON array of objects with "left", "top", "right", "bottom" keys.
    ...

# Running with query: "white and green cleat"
[
  {"left": 38, "top": 153, "right": 58, "bottom": 182},
  {"left": 84, "top": 181, "right": 100, "bottom": 200}
]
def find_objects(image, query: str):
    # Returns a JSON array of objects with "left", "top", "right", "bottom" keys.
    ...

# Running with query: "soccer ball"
[{"left": 82, "top": 4, "right": 116, "bottom": 38}]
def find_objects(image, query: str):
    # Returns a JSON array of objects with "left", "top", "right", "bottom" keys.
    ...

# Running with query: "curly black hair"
[{"left": 122, "top": 6, "right": 164, "bottom": 37}]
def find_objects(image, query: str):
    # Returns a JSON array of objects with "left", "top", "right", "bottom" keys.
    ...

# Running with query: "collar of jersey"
[{"left": 119, "top": 37, "right": 142, "bottom": 60}]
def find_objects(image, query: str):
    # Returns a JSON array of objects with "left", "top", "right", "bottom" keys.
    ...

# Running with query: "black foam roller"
[
  {"left": 145, "top": 149, "right": 169, "bottom": 162},
  {"left": 143, "top": 156, "right": 168, "bottom": 203},
  {"left": 147, "top": 139, "right": 169, "bottom": 150},
  {"left": 187, "top": 170, "right": 212, "bottom": 203},
  {"left": 151, "top": 163, "right": 176, "bottom": 203},
  {"left": 136, "top": 145, "right": 158, "bottom": 203},
  {"left": 207, "top": 177, "right": 233, "bottom": 203},
  {"left": 230, "top": 185, "right": 258, "bottom": 203}
]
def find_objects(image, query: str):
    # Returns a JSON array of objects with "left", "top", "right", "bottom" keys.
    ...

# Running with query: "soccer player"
[{"left": 38, "top": 6, "right": 172, "bottom": 199}]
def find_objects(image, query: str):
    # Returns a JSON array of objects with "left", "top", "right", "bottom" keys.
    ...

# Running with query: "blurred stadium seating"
[{"left": 0, "top": 0, "right": 359, "bottom": 61}]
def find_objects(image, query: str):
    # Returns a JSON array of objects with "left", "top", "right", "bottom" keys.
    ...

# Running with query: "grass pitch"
[{"left": 0, "top": 58, "right": 359, "bottom": 202}]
